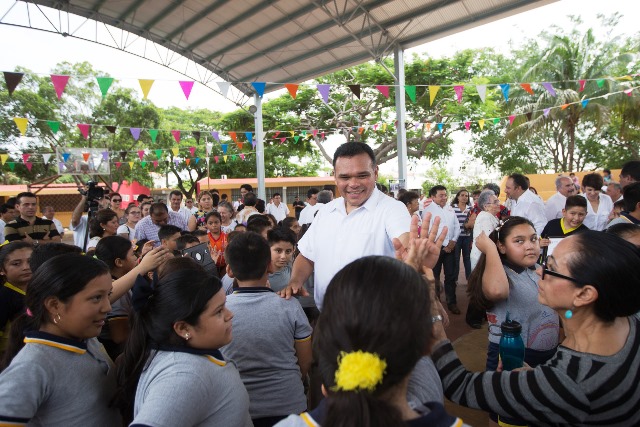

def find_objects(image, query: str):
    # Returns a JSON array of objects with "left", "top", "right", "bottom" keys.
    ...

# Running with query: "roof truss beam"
[
  {"left": 164, "top": 0, "right": 227, "bottom": 42},
  {"left": 142, "top": 0, "right": 186, "bottom": 31}
]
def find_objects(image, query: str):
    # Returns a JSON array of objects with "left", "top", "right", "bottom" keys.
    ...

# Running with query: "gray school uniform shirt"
[
  {"left": 133, "top": 348, "right": 252, "bottom": 427},
  {"left": 0, "top": 331, "right": 121, "bottom": 426},
  {"left": 221, "top": 287, "right": 312, "bottom": 419}
]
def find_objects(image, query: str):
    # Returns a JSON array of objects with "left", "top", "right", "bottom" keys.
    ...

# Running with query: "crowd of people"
[{"left": 0, "top": 147, "right": 639, "bottom": 426}]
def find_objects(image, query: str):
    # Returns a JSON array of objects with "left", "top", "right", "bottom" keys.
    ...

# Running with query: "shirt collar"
[
  {"left": 156, "top": 344, "right": 226, "bottom": 365},
  {"left": 333, "top": 187, "right": 381, "bottom": 214},
  {"left": 232, "top": 286, "right": 274, "bottom": 294},
  {"left": 4, "top": 282, "right": 26, "bottom": 295},
  {"left": 23, "top": 330, "right": 87, "bottom": 354},
  {"left": 502, "top": 259, "right": 536, "bottom": 274}
]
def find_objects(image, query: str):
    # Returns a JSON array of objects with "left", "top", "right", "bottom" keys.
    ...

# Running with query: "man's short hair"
[
  {"left": 158, "top": 224, "right": 182, "bottom": 242},
  {"left": 247, "top": 215, "right": 271, "bottom": 234},
  {"left": 508, "top": 173, "right": 529, "bottom": 191},
  {"left": 565, "top": 195, "right": 587, "bottom": 211},
  {"left": 149, "top": 202, "right": 169, "bottom": 216},
  {"left": 137, "top": 194, "right": 150, "bottom": 203},
  {"left": 623, "top": 182, "right": 640, "bottom": 212},
  {"left": 307, "top": 188, "right": 320, "bottom": 199},
  {"left": 317, "top": 190, "right": 333, "bottom": 204},
  {"left": 240, "top": 184, "right": 254, "bottom": 192},
  {"left": 176, "top": 234, "right": 200, "bottom": 251},
  {"left": 482, "top": 183, "right": 500, "bottom": 197},
  {"left": 332, "top": 142, "right": 376, "bottom": 167},
  {"left": 398, "top": 191, "right": 419, "bottom": 206},
  {"left": 272, "top": 192, "right": 281, "bottom": 198},
  {"left": 555, "top": 175, "right": 571, "bottom": 190},
  {"left": 225, "top": 232, "right": 271, "bottom": 281},
  {"left": 243, "top": 192, "right": 257, "bottom": 207},
  {"left": 621, "top": 160, "right": 640, "bottom": 182},
  {"left": 429, "top": 185, "right": 447, "bottom": 198},
  {"left": 16, "top": 192, "right": 37, "bottom": 204},
  {"left": 0, "top": 204, "right": 13, "bottom": 214},
  {"left": 169, "top": 190, "right": 183, "bottom": 199},
  {"left": 608, "top": 182, "right": 622, "bottom": 192}
]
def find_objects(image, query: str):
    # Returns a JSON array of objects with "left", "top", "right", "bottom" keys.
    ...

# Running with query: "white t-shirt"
[
  {"left": 297, "top": 188, "right": 410, "bottom": 310},
  {"left": 117, "top": 223, "right": 136, "bottom": 242},
  {"left": 421, "top": 202, "right": 461, "bottom": 247},
  {"left": 70, "top": 215, "right": 88, "bottom": 249},
  {"left": 583, "top": 193, "right": 614, "bottom": 231}
]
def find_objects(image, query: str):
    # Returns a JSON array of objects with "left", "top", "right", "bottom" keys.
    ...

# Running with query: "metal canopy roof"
[{"left": 12, "top": 0, "right": 555, "bottom": 97}]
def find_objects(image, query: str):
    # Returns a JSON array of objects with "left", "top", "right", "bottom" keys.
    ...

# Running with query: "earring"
[
  {"left": 564, "top": 309, "right": 573, "bottom": 319},
  {"left": 184, "top": 333, "right": 190, "bottom": 340},
  {"left": 53, "top": 313, "right": 61, "bottom": 324}
]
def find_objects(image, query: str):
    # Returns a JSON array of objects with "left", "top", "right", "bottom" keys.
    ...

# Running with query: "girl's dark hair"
[
  {"left": 265, "top": 213, "right": 277, "bottom": 227},
  {"left": 255, "top": 199, "right": 266, "bottom": 213},
  {"left": 1, "top": 254, "right": 109, "bottom": 371},
  {"left": 450, "top": 189, "right": 470, "bottom": 207},
  {"left": 316, "top": 256, "right": 431, "bottom": 427},
  {"left": 204, "top": 210, "right": 222, "bottom": 224},
  {"left": 116, "top": 267, "right": 221, "bottom": 421},
  {"left": 0, "top": 241, "right": 33, "bottom": 285},
  {"left": 29, "top": 243, "right": 82, "bottom": 272},
  {"left": 280, "top": 217, "right": 299, "bottom": 232},
  {"left": 95, "top": 235, "right": 133, "bottom": 270},
  {"left": 211, "top": 192, "right": 220, "bottom": 207},
  {"left": 467, "top": 216, "right": 535, "bottom": 311},
  {"left": 89, "top": 208, "right": 118, "bottom": 238},
  {"left": 565, "top": 231, "right": 640, "bottom": 322}
]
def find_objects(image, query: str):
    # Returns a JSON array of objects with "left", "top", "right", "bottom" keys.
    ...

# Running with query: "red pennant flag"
[
  {"left": 320, "top": 132, "right": 325, "bottom": 140},
  {"left": 375, "top": 85, "right": 390, "bottom": 98},
  {"left": 285, "top": 84, "right": 299, "bottom": 99},
  {"left": 137, "top": 150, "right": 145, "bottom": 160},
  {"left": 50, "top": 75, "right": 70, "bottom": 100},
  {"left": 279, "top": 137, "right": 286, "bottom": 143},
  {"left": 77, "top": 123, "right": 90, "bottom": 139},
  {"left": 115, "top": 162, "right": 122, "bottom": 169},
  {"left": 82, "top": 152, "right": 91, "bottom": 161},
  {"left": 22, "top": 153, "right": 30, "bottom": 163},
  {"left": 189, "top": 146, "right": 196, "bottom": 157},
  {"left": 153, "top": 160, "right": 159, "bottom": 168},
  {"left": 509, "top": 115, "right": 516, "bottom": 125},
  {"left": 579, "top": 80, "right": 586, "bottom": 92},
  {"left": 312, "top": 129, "right": 318, "bottom": 138},
  {"left": 274, "top": 131, "right": 280, "bottom": 138},
  {"left": 214, "top": 156, "right": 219, "bottom": 163},
  {"left": 171, "top": 130, "right": 180, "bottom": 143},
  {"left": 520, "top": 83, "right": 534, "bottom": 95},
  {"left": 25, "top": 162, "right": 33, "bottom": 171},
  {"left": 229, "top": 132, "right": 237, "bottom": 142}
]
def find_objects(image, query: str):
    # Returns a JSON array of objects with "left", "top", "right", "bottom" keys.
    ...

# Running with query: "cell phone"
[{"left": 181, "top": 242, "right": 214, "bottom": 267}]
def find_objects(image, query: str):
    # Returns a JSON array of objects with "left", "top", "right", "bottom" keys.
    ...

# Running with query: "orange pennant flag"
[
  {"left": 229, "top": 131, "right": 237, "bottom": 142},
  {"left": 82, "top": 152, "right": 91, "bottom": 161},
  {"left": 138, "top": 79, "right": 154, "bottom": 99},
  {"left": 561, "top": 104, "right": 569, "bottom": 110},
  {"left": 185, "top": 158, "right": 191, "bottom": 165},
  {"left": 520, "top": 83, "right": 534, "bottom": 95},
  {"left": 285, "top": 84, "right": 299, "bottom": 99}
]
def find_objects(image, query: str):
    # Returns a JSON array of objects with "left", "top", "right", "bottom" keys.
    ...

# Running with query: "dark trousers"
[
  {"left": 433, "top": 246, "right": 457, "bottom": 305},
  {"left": 453, "top": 235, "right": 472, "bottom": 280}
]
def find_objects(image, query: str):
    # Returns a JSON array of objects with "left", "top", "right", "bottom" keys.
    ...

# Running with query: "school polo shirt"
[
  {"left": 298, "top": 188, "right": 410, "bottom": 310},
  {"left": 0, "top": 331, "right": 120, "bottom": 426},
  {"left": 4, "top": 216, "right": 60, "bottom": 242}
]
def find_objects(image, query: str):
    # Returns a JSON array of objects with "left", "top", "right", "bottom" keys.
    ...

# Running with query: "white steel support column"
[
  {"left": 254, "top": 94, "right": 266, "bottom": 200},
  {"left": 394, "top": 44, "right": 408, "bottom": 185}
]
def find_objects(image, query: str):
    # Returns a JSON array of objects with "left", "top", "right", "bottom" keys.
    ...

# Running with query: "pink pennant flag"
[
  {"left": 274, "top": 131, "right": 280, "bottom": 138},
  {"left": 320, "top": 132, "right": 325, "bottom": 140},
  {"left": 624, "top": 88, "right": 634, "bottom": 96},
  {"left": 316, "top": 84, "right": 331, "bottom": 104},
  {"left": 541, "top": 82, "right": 556, "bottom": 97},
  {"left": 509, "top": 115, "right": 516, "bottom": 125},
  {"left": 22, "top": 153, "right": 30, "bottom": 163},
  {"left": 240, "top": 154, "right": 245, "bottom": 160},
  {"left": 578, "top": 80, "right": 586, "bottom": 92},
  {"left": 189, "top": 146, "right": 196, "bottom": 156},
  {"left": 454, "top": 85, "right": 464, "bottom": 103},
  {"left": 312, "top": 129, "right": 318, "bottom": 138},
  {"left": 50, "top": 75, "right": 70, "bottom": 100},
  {"left": 171, "top": 130, "right": 181, "bottom": 143},
  {"left": 214, "top": 156, "right": 219, "bottom": 164},
  {"left": 279, "top": 137, "right": 286, "bottom": 144},
  {"left": 77, "top": 123, "right": 90, "bottom": 139},
  {"left": 179, "top": 81, "right": 195, "bottom": 100},
  {"left": 373, "top": 124, "right": 379, "bottom": 130},
  {"left": 25, "top": 162, "right": 33, "bottom": 171},
  {"left": 375, "top": 85, "right": 390, "bottom": 98},
  {"left": 464, "top": 121, "right": 471, "bottom": 131},
  {"left": 115, "top": 162, "right": 122, "bottom": 169},
  {"left": 137, "top": 150, "right": 145, "bottom": 161}
]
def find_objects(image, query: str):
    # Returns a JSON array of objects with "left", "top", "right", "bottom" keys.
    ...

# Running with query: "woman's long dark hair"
[
  {"left": 89, "top": 208, "right": 118, "bottom": 238},
  {"left": 467, "top": 216, "right": 534, "bottom": 311},
  {"left": 95, "top": 235, "right": 132, "bottom": 271},
  {"left": 115, "top": 265, "right": 221, "bottom": 422},
  {"left": 0, "top": 254, "right": 109, "bottom": 371},
  {"left": 0, "top": 241, "right": 33, "bottom": 285},
  {"left": 450, "top": 188, "right": 470, "bottom": 208},
  {"left": 316, "top": 256, "right": 431, "bottom": 427}
]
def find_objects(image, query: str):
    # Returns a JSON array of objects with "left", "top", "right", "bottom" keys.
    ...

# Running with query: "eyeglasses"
[
  {"left": 129, "top": 211, "right": 141, "bottom": 215},
  {"left": 111, "top": 199, "right": 122, "bottom": 202},
  {"left": 541, "top": 263, "right": 581, "bottom": 284}
]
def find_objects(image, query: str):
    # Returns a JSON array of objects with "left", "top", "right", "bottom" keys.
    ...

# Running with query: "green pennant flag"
[
  {"left": 47, "top": 121, "right": 60, "bottom": 134},
  {"left": 596, "top": 79, "right": 605, "bottom": 88},
  {"left": 141, "top": 161, "right": 147, "bottom": 168},
  {"left": 301, "top": 130, "right": 307, "bottom": 136},
  {"left": 155, "top": 149, "right": 162, "bottom": 159},
  {"left": 7, "top": 162, "right": 15, "bottom": 171},
  {"left": 294, "top": 136, "right": 300, "bottom": 143},
  {"left": 96, "top": 77, "right": 114, "bottom": 98},
  {"left": 405, "top": 85, "right": 417, "bottom": 103},
  {"left": 231, "top": 155, "right": 237, "bottom": 161},
  {"left": 149, "top": 129, "right": 159, "bottom": 143},
  {"left": 493, "top": 118, "right": 500, "bottom": 125}
]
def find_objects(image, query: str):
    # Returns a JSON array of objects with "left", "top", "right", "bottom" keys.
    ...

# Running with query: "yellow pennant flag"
[
  {"left": 429, "top": 86, "right": 440, "bottom": 106},
  {"left": 223, "top": 155, "right": 228, "bottom": 163},
  {"left": 128, "top": 161, "right": 134, "bottom": 169},
  {"left": 171, "top": 148, "right": 179, "bottom": 156},
  {"left": 139, "top": 79, "right": 155, "bottom": 99},
  {"left": 478, "top": 119, "right": 485, "bottom": 130},
  {"left": 0, "top": 154, "right": 8, "bottom": 165},
  {"left": 382, "top": 123, "right": 387, "bottom": 132},
  {"left": 289, "top": 131, "right": 295, "bottom": 137},
  {"left": 13, "top": 118, "right": 28, "bottom": 136}
]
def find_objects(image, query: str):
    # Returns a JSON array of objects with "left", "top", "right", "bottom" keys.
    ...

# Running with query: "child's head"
[
  {"left": 95, "top": 236, "right": 137, "bottom": 276},
  {"left": 264, "top": 213, "right": 277, "bottom": 228},
  {"left": 280, "top": 217, "right": 301, "bottom": 238},
  {"left": 29, "top": 243, "right": 82, "bottom": 273},
  {"left": 225, "top": 232, "right": 271, "bottom": 282},
  {"left": 606, "top": 223, "right": 640, "bottom": 248},
  {"left": 175, "top": 234, "right": 201, "bottom": 251},
  {"left": 0, "top": 242, "right": 33, "bottom": 287},
  {"left": 562, "top": 195, "right": 587, "bottom": 229},
  {"left": 191, "top": 229, "right": 209, "bottom": 244},
  {"left": 158, "top": 225, "right": 182, "bottom": 251},
  {"left": 234, "top": 224, "right": 247, "bottom": 233},
  {"left": 316, "top": 256, "right": 431, "bottom": 425},
  {"left": 205, "top": 211, "right": 222, "bottom": 235},
  {"left": 267, "top": 228, "right": 296, "bottom": 271},
  {"left": 495, "top": 216, "right": 539, "bottom": 268},
  {"left": 247, "top": 215, "right": 273, "bottom": 239}
]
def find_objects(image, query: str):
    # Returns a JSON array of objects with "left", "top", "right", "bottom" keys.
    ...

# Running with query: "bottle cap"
[{"left": 500, "top": 319, "right": 522, "bottom": 334}]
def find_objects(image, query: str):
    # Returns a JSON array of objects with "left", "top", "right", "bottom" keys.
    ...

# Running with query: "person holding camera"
[{"left": 70, "top": 183, "right": 111, "bottom": 250}]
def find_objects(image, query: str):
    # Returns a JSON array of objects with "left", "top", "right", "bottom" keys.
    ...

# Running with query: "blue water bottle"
[{"left": 499, "top": 319, "right": 525, "bottom": 371}]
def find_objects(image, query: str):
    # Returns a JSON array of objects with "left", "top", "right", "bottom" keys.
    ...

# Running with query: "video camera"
[{"left": 80, "top": 180, "right": 106, "bottom": 211}]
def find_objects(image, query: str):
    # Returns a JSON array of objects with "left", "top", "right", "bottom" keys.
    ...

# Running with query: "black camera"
[{"left": 80, "top": 181, "right": 105, "bottom": 211}]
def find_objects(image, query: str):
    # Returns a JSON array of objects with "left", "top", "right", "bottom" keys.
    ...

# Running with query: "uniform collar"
[
  {"left": 156, "top": 344, "right": 226, "bottom": 366},
  {"left": 232, "top": 286, "right": 274, "bottom": 294},
  {"left": 4, "top": 282, "right": 26, "bottom": 296},
  {"left": 23, "top": 330, "right": 87, "bottom": 354},
  {"left": 502, "top": 259, "right": 536, "bottom": 274}
]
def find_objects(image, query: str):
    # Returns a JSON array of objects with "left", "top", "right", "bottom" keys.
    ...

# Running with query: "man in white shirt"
[
  {"left": 298, "top": 188, "right": 321, "bottom": 225},
  {"left": 422, "top": 185, "right": 461, "bottom": 314},
  {"left": 168, "top": 190, "right": 192, "bottom": 224},
  {"left": 0, "top": 203, "right": 17, "bottom": 244},
  {"left": 42, "top": 206, "right": 64, "bottom": 238},
  {"left": 184, "top": 197, "right": 198, "bottom": 214},
  {"left": 265, "top": 192, "right": 290, "bottom": 222},
  {"left": 70, "top": 190, "right": 111, "bottom": 250},
  {"left": 544, "top": 176, "right": 576, "bottom": 221},
  {"left": 606, "top": 182, "right": 623, "bottom": 203},
  {"left": 505, "top": 173, "right": 547, "bottom": 236}
]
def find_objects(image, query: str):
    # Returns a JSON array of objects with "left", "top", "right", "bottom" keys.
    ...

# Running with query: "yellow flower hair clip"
[{"left": 333, "top": 350, "right": 387, "bottom": 392}]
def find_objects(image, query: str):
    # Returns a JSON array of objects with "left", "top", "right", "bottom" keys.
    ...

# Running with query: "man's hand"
[
  {"left": 22, "top": 231, "right": 34, "bottom": 243},
  {"left": 138, "top": 246, "right": 173, "bottom": 273},
  {"left": 393, "top": 213, "right": 447, "bottom": 272},
  {"left": 278, "top": 282, "right": 309, "bottom": 299},
  {"left": 443, "top": 240, "right": 456, "bottom": 253}
]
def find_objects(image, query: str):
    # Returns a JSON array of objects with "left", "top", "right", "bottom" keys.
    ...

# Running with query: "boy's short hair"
[
  {"left": 225, "top": 232, "right": 271, "bottom": 281},
  {"left": 267, "top": 227, "right": 297, "bottom": 247},
  {"left": 176, "top": 234, "right": 200, "bottom": 251},
  {"left": 564, "top": 195, "right": 587, "bottom": 211},
  {"left": 623, "top": 182, "right": 640, "bottom": 212},
  {"left": 158, "top": 224, "right": 182, "bottom": 242},
  {"left": 191, "top": 229, "right": 208, "bottom": 237},
  {"left": 247, "top": 215, "right": 272, "bottom": 234}
]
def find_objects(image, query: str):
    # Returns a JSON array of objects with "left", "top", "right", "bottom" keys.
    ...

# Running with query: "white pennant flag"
[
  {"left": 42, "top": 153, "right": 52, "bottom": 164},
  {"left": 206, "top": 143, "right": 213, "bottom": 156},
  {"left": 476, "top": 85, "right": 487, "bottom": 103},
  {"left": 261, "top": 131, "right": 267, "bottom": 141},
  {"left": 217, "top": 82, "right": 231, "bottom": 98}
]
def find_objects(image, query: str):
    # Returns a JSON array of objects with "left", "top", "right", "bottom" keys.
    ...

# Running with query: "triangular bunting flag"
[
  {"left": 62, "top": 153, "right": 71, "bottom": 162},
  {"left": 429, "top": 86, "right": 440, "bottom": 106},
  {"left": 454, "top": 85, "right": 464, "bottom": 103},
  {"left": 192, "top": 131, "right": 201, "bottom": 144},
  {"left": 285, "top": 84, "right": 299, "bottom": 99},
  {"left": 405, "top": 85, "right": 416, "bottom": 103},
  {"left": 206, "top": 143, "right": 213, "bottom": 156},
  {"left": 130, "top": 128, "right": 141, "bottom": 141},
  {"left": 120, "top": 151, "right": 127, "bottom": 161},
  {"left": 348, "top": 85, "right": 361, "bottom": 99},
  {"left": 476, "top": 85, "right": 487, "bottom": 103},
  {"left": 13, "top": 118, "right": 28, "bottom": 136},
  {"left": 96, "top": 77, "right": 114, "bottom": 98},
  {"left": 185, "top": 159, "right": 191, "bottom": 166},
  {"left": 149, "top": 129, "right": 159, "bottom": 142},
  {"left": 7, "top": 162, "right": 15, "bottom": 171},
  {"left": 171, "top": 130, "right": 180, "bottom": 143},
  {"left": 509, "top": 115, "right": 516, "bottom": 125},
  {"left": 217, "top": 82, "right": 231, "bottom": 98},
  {"left": 47, "top": 120, "right": 60, "bottom": 134},
  {"left": 77, "top": 124, "right": 90, "bottom": 139},
  {"left": 214, "top": 156, "right": 219, "bottom": 163},
  {"left": 221, "top": 144, "right": 228, "bottom": 154},
  {"left": 520, "top": 83, "right": 534, "bottom": 95},
  {"left": 251, "top": 82, "right": 266, "bottom": 97},
  {"left": 153, "top": 161, "right": 158, "bottom": 168},
  {"left": 543, "top": 108, "right": 551, "bottom": 117},
  {"left": 189, "top": 147, "right": 196, "bottom": 157},
  {"left": 437, "top": 123, "right": 443, "bottom": 132},
  {"left": 492, "top": 118, "right": 500, "bottom": 125},
  {"left": 137, "top": 150, "right": 145, "bottom": 160},
  {"left": 22, "top": 153, "right": 30, "bottom": 163},
  {"left": 105, "top": 125, "right": 117, "bottom": 134},
  {"left": 274, "top": 131, "right": 280, "bottom": 138},
  {"left": 229, "top": 132, "right": 237, "bottom": 142},
  {"left": 141, "top": 161, "right": 147, "bottom": 168},
  {"left": 240, "top": 154, "right": 245, "bottom": 160},
  {"left": 115, "top": 162, "right": 122, "bottom": 169},
  {"left": 50, "top": 75, "right": 70, "bottom": 100},
  {"left": 541, "top": 82, "right": 556, "bottom": 97},
  {"left": 312, "top": 129, "right": 318, "bottom": 138},
  {"left": 245, "top": 132, "right": 253, "bottom": 145},
  {"left": 128, "top": 162, "right": 134, "bottom": 169},
  {"left": 174, "top": 159, "right": 180, "bottom": 166},
  {"left": 223, "top": 155, "right": 228, "bottom": 163},
  {"left": 237, "top": 142, "right": 244, "bottom": 150},
  {"left": 179, "top": 81, "right": 195, "bottom": 100},
  {"left": 294, "top": 136, "right": 300, "bottom": 143},
  {"left": 0, "top": 154, "right": 8, "bottom": 165},
  {"left": 4, "top": 72, "right": 24, "bottom": 96},
  {"left": 139, "top": 79, "right": 154, "bottom": 99},
  {"left": 25, "top": 162, "right": 32, "bottom": 171},
  {"left": 561, "top": 104, "right": 570, "bottom": 110},
  {"left": 155, "top": 149, "right": 162, "bottom": 159},
  {"left": 211, "top": 131, "right": 220, "bottom": 141},
  {"left": 195, "top": 157, "right": 200, "bottom": 165},
  {"left": 375, "top": 85, "right": 390, "bottom": 98},
  {"left": 102, "top": 151, "right": 109, "bottom": 161},
  {"left": 317, "top": 84, "right": 331, "bottom": 104},
  {"left": 425, "top": 122, "right": 431, "bottom": 131},
  {"left": 578, "top": 80, "right": 586, "bottom": 92},
  {"left": 82, "top": 152, "right": 90, "bottom": 162},
  {"left": 464, "top": 121, "right": 471, "bottom": 131},
  {"left": 231, "top": 155, "right": 237, "bottom": 161},
  {"left": 171, "top": 148, "right": 179, "bottom": 156},
  {"left": 499, "top": 84, "right": 510, "bottom": 102},
  {"left": 279, "top": 137, "right": 286, "bottom": 143},
  {"left": 596, "top": 79, "right": 605, "bottom": 88},
  {"left": 478, "top": 119, "right": 485, "bottom": 130},
  {"left": 42, "top": 153, "right": 52, "bottom": 164}
]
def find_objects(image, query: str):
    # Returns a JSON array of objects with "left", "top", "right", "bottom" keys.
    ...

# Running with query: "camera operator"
[{"left": 70, "top": 182, "right": 111, "bottom": 250}]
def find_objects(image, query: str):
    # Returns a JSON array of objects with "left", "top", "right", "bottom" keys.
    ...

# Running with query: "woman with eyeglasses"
[
  {"left": 470, "top": 189, "right": 501, "bottom": 269},
  {"left": 431, "top": 230, "right": 640, "bottom": 426},
  {"left": 118, "top": 205, "right": 142, "bottom": 242}
]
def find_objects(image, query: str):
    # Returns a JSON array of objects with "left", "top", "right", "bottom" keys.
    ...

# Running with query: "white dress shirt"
[
  {"left": 421, "top": 202, "right": 460, "bottom": 247},
  {"left": 298, "top": 203, "right": 323, "bottom": 225},
  {"left": 510, "top": 189, "right": 547, "bottom": 236},
  {"left": 171, "top": 206, "right": 192, "bottom": 225},
  {"left": 583, "top": 193, "right": 614, "bottom": 231},
  {"left": 0, "top": 218, "right": 5, "bottom": 244},
  {"left": 265, "top": 202, "right": 290, "bottom": 222},
  {"left": 544, "top": 192, "right": 566, "bottom": 221},
  {"left": 297, "top": 189, "right": 410, "bottom": 310}
]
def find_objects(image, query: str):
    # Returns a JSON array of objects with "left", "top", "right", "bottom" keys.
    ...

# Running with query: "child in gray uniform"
[
  {"left": 115, "top": 259, "right": 252, "bottom": 427},
  {"left": 0, "top": 254, "right": 121, "bottom": 426},
  {"left": 222, "top": 232, "right": 312, "bottom": 427}
]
